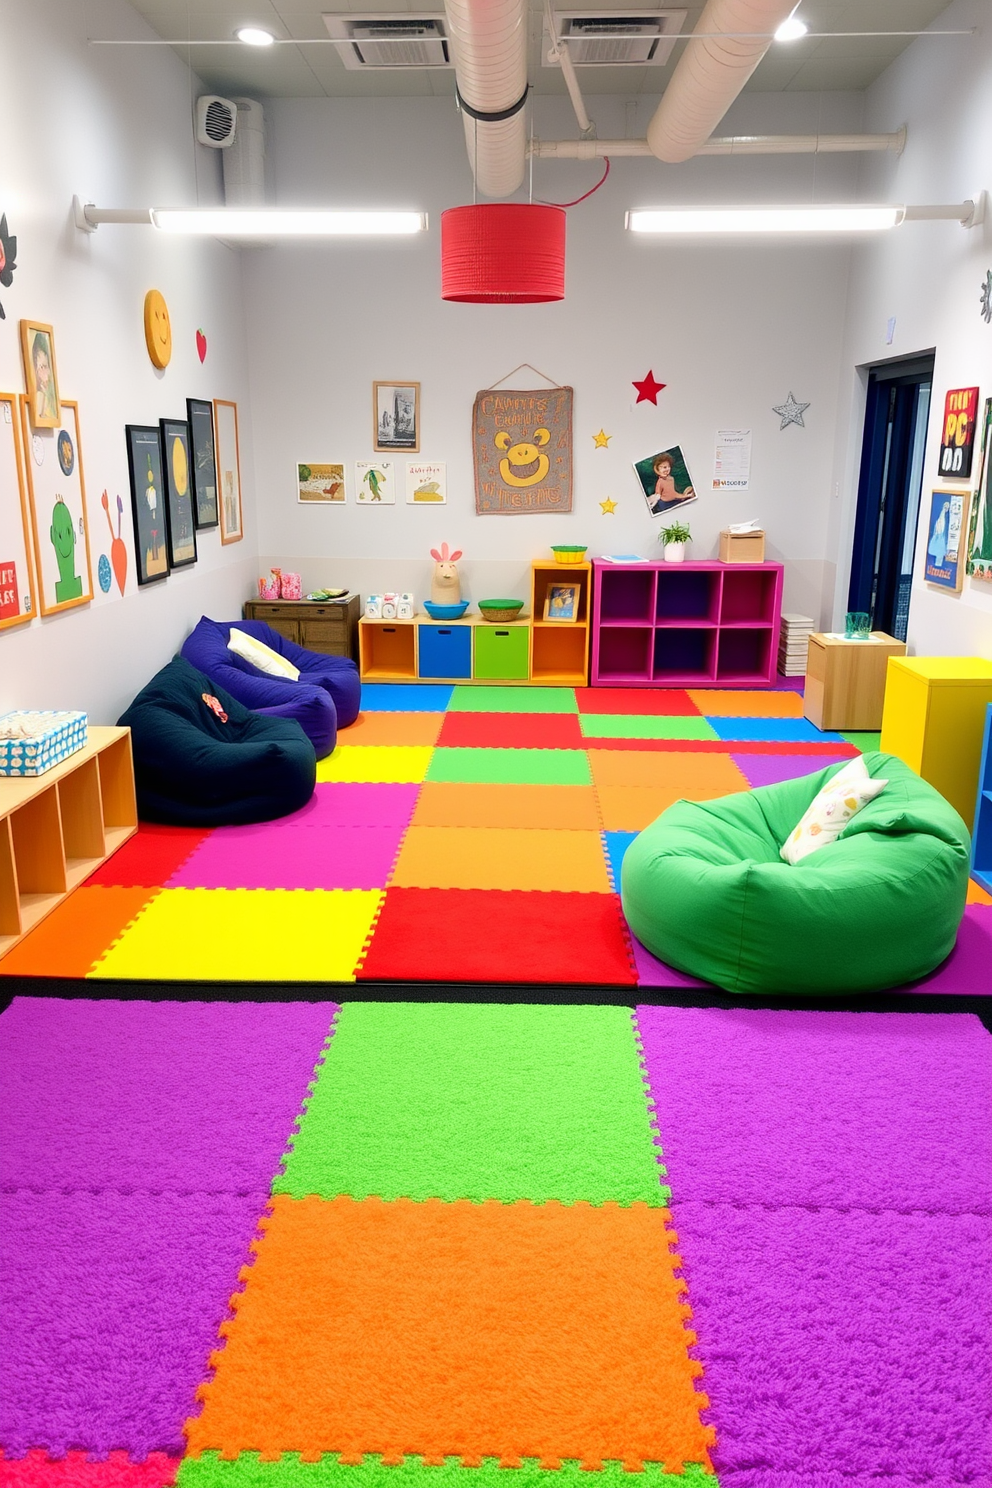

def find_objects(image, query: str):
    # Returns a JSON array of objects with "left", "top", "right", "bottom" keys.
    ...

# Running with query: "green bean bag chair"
[{"left": 621, "top": 753, "right": 970, "bottom": 994}]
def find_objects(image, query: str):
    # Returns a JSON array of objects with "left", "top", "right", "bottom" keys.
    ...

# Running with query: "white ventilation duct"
[
  {"left": 646, "top": 0, "right": 799, "bottom": 164},
  {"left": 222, "top": 98, "right": 266, "bottom": 206},
  {"left": 442, "top": 0, "right": 528, "bottom": 198}
]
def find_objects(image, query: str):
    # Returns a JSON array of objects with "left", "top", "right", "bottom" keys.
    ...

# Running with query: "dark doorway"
[{"left": 848, "top": 353, "right": 934, "bottom": 641}]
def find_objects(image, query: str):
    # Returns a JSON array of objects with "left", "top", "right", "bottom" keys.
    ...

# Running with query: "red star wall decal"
[{"left": 633, "top": 370, "right": 666, "bottom": 404}]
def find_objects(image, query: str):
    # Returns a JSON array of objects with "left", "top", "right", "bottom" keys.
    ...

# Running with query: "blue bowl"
[{"left": 423, "top": 599, "right": 469, "bottom": 620}]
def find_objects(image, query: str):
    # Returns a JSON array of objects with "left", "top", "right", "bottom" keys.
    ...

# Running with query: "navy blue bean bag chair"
[
  {"left": 181, "top": 617, "right": 361, "bottom": 760},
  {"left": 118, "top": 656, "right": 316, "bottom": 826}
]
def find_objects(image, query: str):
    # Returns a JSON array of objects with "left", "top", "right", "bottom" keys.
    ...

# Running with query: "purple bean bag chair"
[{"left": 181, "top": 617, "right": 360, "bottom": 760}]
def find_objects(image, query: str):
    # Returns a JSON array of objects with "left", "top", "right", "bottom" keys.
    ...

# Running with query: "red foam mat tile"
[
  {"left": 437, "top": 713, "right": 586, "bottom": 749},
  {"left": 574, "top": 688, "right": 702, "bottom": 716},
  {"left": 85, "top": 825, "right": 211, "bottom": 887},
  {"left": 357, "top": 887, "right": 638, "bottom": 985},
  {"left": 0, "top": 1454, "right": 179, "bottom": 1488}
]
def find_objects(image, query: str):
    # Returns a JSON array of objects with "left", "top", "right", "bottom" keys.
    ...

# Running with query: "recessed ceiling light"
[
  {"left": 775, "top": 16, "right": 808, "bottom": 41},
  {"left": 236, "top": 26, "right": 275, "bottom": 46}
]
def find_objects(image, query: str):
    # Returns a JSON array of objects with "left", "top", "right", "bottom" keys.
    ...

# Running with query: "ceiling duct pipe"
[
  {"left": 531, "top": 130, "right": 908, "bottom": 158},
  {"left": 646, "top": 0, "right": 799, "bottom": 164},
  {"left": 443, "top": 0, "right": 529, "bottom": 198}
]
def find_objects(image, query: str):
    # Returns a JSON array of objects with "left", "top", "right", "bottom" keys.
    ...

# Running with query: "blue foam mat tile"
[
  {"left": 360, "top": 683, "right": 454, "bottom": 713},
  {"left": 706, "top": 717, "right": 846, "bottom": 744}
]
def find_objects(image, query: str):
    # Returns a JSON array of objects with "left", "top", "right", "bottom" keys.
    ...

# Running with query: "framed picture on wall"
[
  {"left": 0, "top": 393, "right": 37, "bottom": 629},
  {"left": 160, "top": 418, "right": 197, "bottom": 569},
  {"left": 125, "top": 424, "right": 169, "bottom": 586},
  {"left": 22, "top": 399, "right": 93, "bottom": 615},
  {"left": 968, "top": 397, "right": 992, "bottom": 585},
  {"left": 186, "top": 398, "right": 219, "bottom": 529},
  {"left": 923, "top": 488, "right": 970, "bottom": 592},
  {"left": 373, "top": 381, "right": 419, "bottom": 453},
  {"left": 633, "top": 444, "right": 696, "bottom": 517},
  {"left": 938, "top": 386, "right": 979, "bottom": 480},
  {"left": 19, "top": 320, "right": 61, "bottom": 430},
  {"left": 214, "top": 398, "right": 243, "bottom": 544}
]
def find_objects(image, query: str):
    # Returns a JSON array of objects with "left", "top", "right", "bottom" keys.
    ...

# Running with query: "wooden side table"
[
  {"left": 242, "top": 594, "right": 360, "bottom": 663},
  {"left": 804, "top": 632, "right": 906, "bottom": 731},
  {"left": 880, "top": 655, "right": 992, "bottom": 828}
]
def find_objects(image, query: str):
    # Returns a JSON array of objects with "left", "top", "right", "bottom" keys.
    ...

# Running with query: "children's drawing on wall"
[
  {"left": 126, "top": 424, "right": 169, "bottom": 586},
  {"left": 473, "top": 385, "right": 573, "bottom": 515},
  {"left": 634, "top": 445, "right": 696, "bottom": 518},
  {"left": 406, "top": 461, "right": 446, "bottom": 504},
  {"left": 298, "top": 462, "right": 346, "bottom": 503},
  {"left": 356, "top": 462, "right": 395, "bottom": 504},
  {"left": 160, "top": 418, "right": 197, "bottom": 569},
  {"left": 101, "top": 492, "right": 128, "bottom": 596},
  {"left": 968, "top": 396, "right": 992, "bottom": 585},
  {"left": 373, "top": 382, "right": 420, "bottom": 453},
  {"left": 20, "top": 320, "right": 61, "bottom": 429},
  {"left": 924, "top": 490, "right": 969, "bottom": 592},
  {"left": 23, "top": 401, "right": 93, "bottom": 614}
]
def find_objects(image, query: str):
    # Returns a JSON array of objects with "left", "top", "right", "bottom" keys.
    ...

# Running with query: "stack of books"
[{"left": 778, "top": 613, "right": 814, "bottom": 677}]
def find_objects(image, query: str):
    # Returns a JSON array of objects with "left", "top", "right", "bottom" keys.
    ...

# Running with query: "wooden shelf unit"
[
  {"left": 591, "top": 559, "right": 783, "bottom": 688},
  {"left": 0, "top": 726, "right": 137, "bottom": 960}
]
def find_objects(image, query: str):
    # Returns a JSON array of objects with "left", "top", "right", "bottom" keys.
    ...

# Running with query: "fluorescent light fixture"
[
  {"left": 236, "top": 26, "right": 275, "bottom": 45},
  {"left": 627, "top": 205, "right": 904, "bottom": 233},
  {"left": 775, "top": 16, "right": 808, "bottom": 40},
  {"left": 72, "top": 199, "right": 427, "bottom": 236}
]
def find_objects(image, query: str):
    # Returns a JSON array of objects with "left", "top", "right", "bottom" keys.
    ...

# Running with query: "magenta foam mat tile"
[
  {"left": 729, "top": 752, "right": 851, "bottom": 788},
  {"left": 204, "top": 783, "right": 422, "bottom": 834},
  {"left": 167, "top": 823, "right": 407, "bottom": 891},
  {"left": 897, "top": 904, "right": 992, "bottom": 994},
  {"left": 0, "top": 999, "right": 336, "bottom": 1191},
  {"left": 630, "top": 934, "right": 712, "bottom": 989},
  {"left": 0, "top": 1188, "right": 268, "bottom": 1460}
]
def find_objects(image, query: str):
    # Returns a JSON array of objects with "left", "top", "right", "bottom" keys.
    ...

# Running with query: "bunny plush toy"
[{"left": 430, "top": 543, "right": 463, "bottom": 605}]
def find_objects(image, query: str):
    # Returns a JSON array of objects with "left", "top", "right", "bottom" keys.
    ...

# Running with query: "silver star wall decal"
[
  {"left": 773, "top": 391, "right": 811, "bottom": 429},
  {"left": 981, "top": 269, "right": 992, "bottom": 324}
]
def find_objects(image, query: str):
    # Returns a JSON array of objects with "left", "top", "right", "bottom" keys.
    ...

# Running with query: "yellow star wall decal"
[
  {"left": 600, "top": 496, "right": 618, "bottom": 514},
  {"left": 593, "top": 429, "right": 612, "bottom": 448}
]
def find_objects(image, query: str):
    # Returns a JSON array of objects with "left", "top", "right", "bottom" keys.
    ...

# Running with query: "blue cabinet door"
[{"left": 418, "top": 624, "right": 472, "bottom": 679}]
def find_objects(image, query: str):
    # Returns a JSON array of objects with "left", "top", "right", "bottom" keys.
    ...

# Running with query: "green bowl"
[{"left": 478, "top": 598, "right": 524, "bottom": 623}]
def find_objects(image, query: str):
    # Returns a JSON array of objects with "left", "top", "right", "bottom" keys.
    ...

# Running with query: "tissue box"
[
  {"left": 719, "top": 529, "right": 765, "bottom": 563},
  {"left": 0, "top": 711, "right": 88, "bottom": 776}
]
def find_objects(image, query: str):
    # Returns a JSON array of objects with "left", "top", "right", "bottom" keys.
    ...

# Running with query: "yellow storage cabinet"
[{"left": 880, "top": 656, "right": 992, "bottom": 828}]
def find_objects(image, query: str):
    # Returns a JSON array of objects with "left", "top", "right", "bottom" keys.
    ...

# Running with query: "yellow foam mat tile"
[
  {"left": 390, "top": 826, "right": 613, "bottom": 892},
  {"left": 317, "top": 747, "right": 434, "bottom": 784},
  {"left": 88, "top": 888, "right": 384, "bottom": 981}
]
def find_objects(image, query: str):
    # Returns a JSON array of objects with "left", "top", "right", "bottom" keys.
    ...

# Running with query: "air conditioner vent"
[
  {"left": 195, "top": 95, "right": 237, "bottom": 147},
  {"left": 545, "top": 9, "right": 686, "bottom": 66},
  {"left": 323, "top": 12, "right": 452, "bottom": 69}
]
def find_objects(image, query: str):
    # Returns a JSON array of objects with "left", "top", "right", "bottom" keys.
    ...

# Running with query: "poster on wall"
[
  {"left": 0, "top": 393, "right": 36, "bottom": 629},
  {"left": 968, "top": 396, "right": 992, "bottom": 585},
  {"left": 473, "top": 386, "right": 573, "bottom": 515},
  {"left": 924, "top": 489, "right": 970, "bottom": 591},
  {"left": 186, "top": 398, "right": 218, "bottom": 529},
  {"left": 938, "top": 386, "right": 979, "bottom": 479},
  {"left": 160, "top": 418, "right": 197, "bottom": 569},
  {"left": 125, "top": 424, "right": 169, "bottom": 586},
  {"left": 373, "top": 382, "right": 419, "bottom": 453},
  {"left": 406, "top": 460, "right": 446, "bottom": 504},
  {"left": 298, "top": 462, "right": 345, "bottom": 503},
  {"left": 22, "top": 399, "right": 93, "bottom": 616},
  {"left": 712, "top": 429, "right": 751, "bottom": 491},
  {"left": 214, "top": 399, "right": 243, "bottom": 544},
  {"left": 355, "top": 461, "right": 395, "bottom": 504},
  {"left": 633, "top": 444, "right": 697, "bottom": 517}
]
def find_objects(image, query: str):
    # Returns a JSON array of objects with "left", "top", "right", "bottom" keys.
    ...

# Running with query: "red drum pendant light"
[{"left": 441, "top": 203, "right": 566, "bottom": 303}]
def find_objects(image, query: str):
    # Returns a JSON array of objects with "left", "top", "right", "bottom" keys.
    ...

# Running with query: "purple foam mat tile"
[
  {"left": 0, "top": 1188, "right": 268, "bottom": 1459},
  {"left": 167, "top": 824, "right": 405, "bottom": 890},
  {"left": 895, "top": 904, "right": 992, "bottom": 995},
  {"left": 0, "top": 999, "right": 337, "bottom": 1191},
  {"left": 635, "top": 1006, "right": 992, "bottom": 1212},
  {"left": 672, "top": 1200, "right": 992, "bottom": 1488},
  {"left": 205, "top": 783, "right": 422, "bottom": 836},
  {"left": 730, "top": 752, "right": 848, "bottom": 788},
  {"left": 631, "top": 933, "right": 712, "bottom": 988}
]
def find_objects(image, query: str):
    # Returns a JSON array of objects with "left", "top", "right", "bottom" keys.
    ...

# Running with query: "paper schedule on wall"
[{"left": 712, "top": 429, "right": 751, "bottom": 492}]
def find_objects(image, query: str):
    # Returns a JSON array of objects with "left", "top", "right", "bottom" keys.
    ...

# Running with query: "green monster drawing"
[
  {"left": 50, "top": 496, "right": 82, "bottom": 602},
  {"left": 363, "top": 467, "right": 386, "bottom": 501}
]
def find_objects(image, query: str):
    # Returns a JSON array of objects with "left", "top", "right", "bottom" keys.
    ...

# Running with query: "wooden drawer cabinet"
[{"left": 243, "top": 595, "right": 360, "bottom": 662}]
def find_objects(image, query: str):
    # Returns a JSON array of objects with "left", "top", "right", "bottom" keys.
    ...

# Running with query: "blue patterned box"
[{"left": 0, "top": 711, "right": 88, "bottom": 776}]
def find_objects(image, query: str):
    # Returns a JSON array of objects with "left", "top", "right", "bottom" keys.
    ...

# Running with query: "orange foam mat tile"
[
  {"left": 596, "top": 785, "right": 745, "bottom": 832},
  {"left": 967, "top": 879, "right": 992, "bottom": 905},
  {"left": 342, "top": 714, "right": 445, "bottom": 747},
  {"left": 185, "top": 1194, "right": 713, "bottom": 1472},
  {"left": 687, "top": 689, "right": 805, "bottom": 717},
  {"left": 411, "top": 783, "right": 601, "bottom": 831},
  {"left": 0, "top": 887, "right": 159, "bottom": 978},
  {"left": 588, "top": 749, "right": 748, "bottom": 792},
  {"left": 389, "top": 826, "right": 612, "bottom": 893}
]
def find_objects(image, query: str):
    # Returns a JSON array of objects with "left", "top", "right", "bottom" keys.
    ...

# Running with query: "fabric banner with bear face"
[{"left": 473, "top": 386, "right": 573, "bottom": 515}]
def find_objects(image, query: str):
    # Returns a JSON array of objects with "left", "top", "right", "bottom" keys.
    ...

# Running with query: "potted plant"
[{"left": 659, "top": 520, "right": 691, "bottom": 563}]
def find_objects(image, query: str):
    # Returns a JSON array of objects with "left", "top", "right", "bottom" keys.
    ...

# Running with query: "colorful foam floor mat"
[
  {"left": 2, "top": 997, "right": 990, "bottom": 1488},
  {"left": 2, "top": 683, "right": 990, "bottom": 988}
]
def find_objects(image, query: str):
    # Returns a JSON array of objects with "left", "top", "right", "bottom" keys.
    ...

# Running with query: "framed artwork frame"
[
  {"left": 373, "top": 381, "right": 420, "bottom": 453},
  {"left": 214, "top": 398, "right": 244, "bottom": 544},
  {"left": 0, "top": 392, "right": 37, "bottom": 630},
  {"left": 159, "top": 418, "right": 197, "bottom": 569},
  {"left": 125, "top": 424, "right": 169, "bottom": 586},
  {"left": 938, "top": 386, "right": 979, "bottom": 481},
  {"left": 633, "top": 444, "right": 696, "bottom": 518},
  {"left": 968, "top": 396, "right": 992, "bottom": 585},
  {"left": 20, "top": 320, "right": 61, "bottom": 430},
  {"left": 21, "top": 398, "right": 93, "bottom": 615},
  {"left": 923, "top": 488, "right": 970, "bottom": 592},
  {"left": 186, "top": 398, "right": 219, "bottom": 529},
  {"left": 544, "top": 581, "right": 581, "bottom": 621},
  {"left": 298, "top": 462, "right": 346, "bottom": 503}
]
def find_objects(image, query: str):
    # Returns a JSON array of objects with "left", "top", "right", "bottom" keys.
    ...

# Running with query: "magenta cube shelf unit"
[{"left": 591, "top": 559, "right": 784, "bottom": 688}]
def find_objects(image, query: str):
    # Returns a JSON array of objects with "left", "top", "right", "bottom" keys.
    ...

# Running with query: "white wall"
[
  {"left": 247, "top": 90, "right": 866, "bottom": 622},
  {"left": 0, "top": 0, "right": 259, "bottom": 724},
  {"left": 830, "top": 0, "right": 992, "bottom": 656}
]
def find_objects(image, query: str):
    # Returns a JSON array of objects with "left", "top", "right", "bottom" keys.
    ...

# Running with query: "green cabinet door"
[{"left": 474, "top": 624, "right": 530, "bottom": 680}]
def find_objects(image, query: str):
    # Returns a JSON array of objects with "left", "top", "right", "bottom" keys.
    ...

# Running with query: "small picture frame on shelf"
[
  {"left": 373, "top": 381, "right": 419, "bottom": 452},
  {"left": 544, "top": 581, "right": 580, "bottom": 621}
]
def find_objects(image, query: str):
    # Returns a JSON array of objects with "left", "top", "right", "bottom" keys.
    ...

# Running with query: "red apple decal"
[{"left": 196, "top": 328, "right": 207, "bottom": 363}]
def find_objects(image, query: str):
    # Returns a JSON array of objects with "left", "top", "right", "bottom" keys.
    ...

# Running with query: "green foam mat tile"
[
  {"left": 579, "top": 715, "right": 720, "bottom": 741},
  {"left": 275, "top": 1003, "right": 668, "bottom": 1205},
  {"left": 179, "top": 1459, "right": 717, "bottom": 1488},
  {"left": 447, "top": 687, "right": 579, "bottom": 714},
  {"left": 426, "top": 748, "right": 592, "bottom": 786},
  {"left": 840, "top": 731, "right": 882, "bottom": 752}
]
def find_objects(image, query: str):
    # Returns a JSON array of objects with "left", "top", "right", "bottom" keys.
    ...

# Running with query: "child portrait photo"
[
  {"left": 634, "top": 444, "right": 696, "bottom": 517},
  {"left": 20, "top": 320, "right": 61, "bottom": 430}
]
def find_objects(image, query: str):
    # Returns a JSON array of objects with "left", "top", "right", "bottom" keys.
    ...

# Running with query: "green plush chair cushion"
[{"left": 621, "top": 752, "right": 971, "bottom": 995}]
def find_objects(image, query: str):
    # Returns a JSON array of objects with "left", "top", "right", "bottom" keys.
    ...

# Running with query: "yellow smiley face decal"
[
  {"left": 494, "top": 427, "right": 551, "bottom": 488},
  {"left": 143, "top": 289, "right": 172, "bottom": 369}
]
